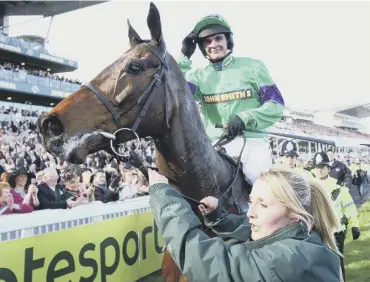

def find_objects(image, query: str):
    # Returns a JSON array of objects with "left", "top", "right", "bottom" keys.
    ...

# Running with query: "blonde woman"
[{"left": 146, "top": 168, "right": 342, "bottom": 282}]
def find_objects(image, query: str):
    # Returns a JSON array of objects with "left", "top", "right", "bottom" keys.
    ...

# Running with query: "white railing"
[{"left": 0, "top": 196, "right": 151, "bottom": 242}]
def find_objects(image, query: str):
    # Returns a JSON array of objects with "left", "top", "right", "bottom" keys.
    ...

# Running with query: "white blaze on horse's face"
[{"left": 203, "top": 33, "right": 229, "bottom": 60}]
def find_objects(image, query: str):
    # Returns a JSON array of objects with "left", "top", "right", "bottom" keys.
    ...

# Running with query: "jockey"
[{"left": 178, "top": 14, "right": 285, "bottom": 185}]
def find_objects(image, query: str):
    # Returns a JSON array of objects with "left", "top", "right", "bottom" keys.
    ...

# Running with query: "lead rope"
[{"left": 127, "top": 133, "right": 246, "bottom": 208}]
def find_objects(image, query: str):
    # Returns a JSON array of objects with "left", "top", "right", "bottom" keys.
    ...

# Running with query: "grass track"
[{"left": 345, "top": 200, "right": 370, "bottom": 282}]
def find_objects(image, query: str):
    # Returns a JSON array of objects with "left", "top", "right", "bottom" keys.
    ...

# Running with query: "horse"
[{"left": 37, "top": 3, "right": 251, "bottom": 281}]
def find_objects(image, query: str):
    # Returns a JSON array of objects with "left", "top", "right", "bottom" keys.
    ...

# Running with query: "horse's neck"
[{"left": 155, "top": 91, "right": 230, "bottom": 200}]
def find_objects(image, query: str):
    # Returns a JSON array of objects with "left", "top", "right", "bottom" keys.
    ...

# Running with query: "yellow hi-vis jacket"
[{"left": 318, "top": 176, "right": 359, "bottom": 232}]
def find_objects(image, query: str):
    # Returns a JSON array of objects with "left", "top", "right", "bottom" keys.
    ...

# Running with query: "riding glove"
[
  {"left": 181, "top": 31, "right": 197, "bottom": 58},
  {"left": 227, "top": 115, "right": 246, "bottom": 139},
  {"left": 352, "top": 227, "right": 361, "bottom": 240}
]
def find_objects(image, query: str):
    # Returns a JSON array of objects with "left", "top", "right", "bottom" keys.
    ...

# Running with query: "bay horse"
[{"left": 38, "top": 3, "right": 251, "bottom": 281}]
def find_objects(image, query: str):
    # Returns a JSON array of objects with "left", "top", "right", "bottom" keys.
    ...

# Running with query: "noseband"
[{"left": 81, "top": 43, "right": 169, "bottom": 156}]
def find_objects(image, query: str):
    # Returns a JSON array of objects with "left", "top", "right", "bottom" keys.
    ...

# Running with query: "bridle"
[
  {"left": 81, "top": 42, "right": 169, "bottom": 157},
  {"left": 80, "top": 42, "right": 246, "bottom": 212}
]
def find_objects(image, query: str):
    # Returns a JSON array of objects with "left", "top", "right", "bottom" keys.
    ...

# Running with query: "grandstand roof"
[
  {"left": 315, "top": 103, "right": 370, "bottom": 118},
  {"left": 335, "top": 103, "right": 370, "bottom": 118},
  {"left": 1, "top": 1, "right": 107, "bottom": 17},
  {"left": 0, "top": 89, "right": 63, "bottom": 107},
  {"left": 0, "top": 47, "right": 77, "bottom": 73}
]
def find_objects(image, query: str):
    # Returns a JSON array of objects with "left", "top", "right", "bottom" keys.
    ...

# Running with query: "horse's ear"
[
  {"left": 147, "top": 2, "right": 163, "bottom": 45},
  {"left": 127, "top": 19, "right": 142, "bottom": 47}
]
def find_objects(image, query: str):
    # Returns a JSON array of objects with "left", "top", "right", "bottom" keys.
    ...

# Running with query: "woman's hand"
[
  {"left": 23, "top": 185, "right": 36, "bottom": 204},
  {"left": 29, "top": 185, "right": 38, "bottom": 195},
  {"left": 7, "top": 194, "right": 14, "bottom": 209},
  {"left": 26, "top": 186, "right": 34, "bottom": 195},
  {"left": 148, "top": 169, "right": 168, "bottom": 186},
  {"left": 198, "top": 196, "right": 219, "bottom": 215}
]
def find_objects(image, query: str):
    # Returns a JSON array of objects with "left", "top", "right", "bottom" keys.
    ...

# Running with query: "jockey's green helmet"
[{"left": 193, "top": 14, "right": 234, "bottom": 56}]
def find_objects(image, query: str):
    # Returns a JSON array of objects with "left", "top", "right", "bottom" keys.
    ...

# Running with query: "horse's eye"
[{"left": 127, "top": 62, "right": 145, "bottom": 75}]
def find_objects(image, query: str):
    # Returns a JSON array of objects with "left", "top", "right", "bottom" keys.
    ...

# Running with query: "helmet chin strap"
[{"left": 206, "top": 49, "right": 232, "bottom": 63}]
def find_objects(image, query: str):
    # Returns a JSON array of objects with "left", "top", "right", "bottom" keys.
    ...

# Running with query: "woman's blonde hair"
[
  {"left": 259, "top": 167, "right": 342, "bottom": 256},
  {"left": 0, "top": 172, "right": 10, "bottom": 183}
]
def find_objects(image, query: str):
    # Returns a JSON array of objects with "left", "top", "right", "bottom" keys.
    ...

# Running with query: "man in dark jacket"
[
  {"left": 327, "top": 149, "right": 352, "bottom": 187},
  {"left": 37, "top": 167, "right": 74, "bottom": 209},
  {"left": 352, "top": 162, "right": 368, "bottom": 203},
  {"left": 92, "top": 170, "right": 119, "bottom": 203}
]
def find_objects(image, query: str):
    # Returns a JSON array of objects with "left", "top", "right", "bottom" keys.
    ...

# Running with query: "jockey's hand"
[
  {"left": 148, "top": 169, "right": 168, "bottom": 187},
  {"left": 199, "top": 196, "right": 219, "bottom": 215},
  {"left": 181, "top": 31, "right": 197, "bottom": 59},
  {"left": 226, "top": 115, "right": 246, "bottom": 139},
  {"left": 352, "top": 227, "right": 361, "bottom": 240}
]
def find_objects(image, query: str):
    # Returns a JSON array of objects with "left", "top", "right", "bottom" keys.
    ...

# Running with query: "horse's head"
[{"left": 38, "top": 3, "right": 179, "bottom": 164}]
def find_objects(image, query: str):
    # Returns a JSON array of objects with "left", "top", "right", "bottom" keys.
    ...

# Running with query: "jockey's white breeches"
[{"left": 214, "top": 137, "right": 272, "bottom": 185}]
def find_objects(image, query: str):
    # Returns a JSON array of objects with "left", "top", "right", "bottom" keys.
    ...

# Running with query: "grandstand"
[
  {"left": 319, "top": 103, "right": 370, "bottom": 119},
  {"left": 0, "top": 1, "right": 106, "bottom": 115},
  {"left": 0, "top": 1, "right": 106, "bottom": 17},
  {"left": 271, "top": 105, "right": 370, "bottom": 161}
]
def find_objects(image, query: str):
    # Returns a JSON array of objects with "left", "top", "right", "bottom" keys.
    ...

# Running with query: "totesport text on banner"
[{"left": 0, "top": 212, "right": 164, "bottom": 282}]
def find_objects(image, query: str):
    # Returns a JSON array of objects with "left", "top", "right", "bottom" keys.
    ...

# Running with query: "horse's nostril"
[
  {"left": 50, "top": 124, "right": 63, "bottom": 136},
  {"left": 42, "top": 115, "right": 64, "bottom": 137}
]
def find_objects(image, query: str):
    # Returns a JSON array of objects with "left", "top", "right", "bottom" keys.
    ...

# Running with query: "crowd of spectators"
[
  {"left": 1, "top": 105, "right": 40, "bottom": 120},
  {"left": 1, "top": 102, "right": 369, "bottom": 216},
  {"left": 274, "top": 119, "right": 370, "bottom": 139},
  {"left": 2, "top": 104, "right": 370, "bottom": 140},
  {"left": 0, "top": 120, "right": 157, "bottom": 215},
  {"left": 0, "top": 60, "right": 82, "bottom": 85}
]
